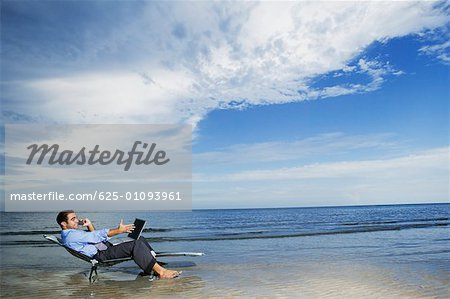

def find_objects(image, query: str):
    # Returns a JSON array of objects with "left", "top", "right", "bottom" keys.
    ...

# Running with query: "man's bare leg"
[{"left": 152, "top": 262, "right": 182, "bottom": 279}]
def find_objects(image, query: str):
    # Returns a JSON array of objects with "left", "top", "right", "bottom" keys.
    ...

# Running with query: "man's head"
[{"left": 56, "top": 210, "right": 79, "bottom": 229}]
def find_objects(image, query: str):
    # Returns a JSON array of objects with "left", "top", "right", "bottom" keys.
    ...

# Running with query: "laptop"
[{"left": 110, "top": 218, "right": 147, "bottom": 245}]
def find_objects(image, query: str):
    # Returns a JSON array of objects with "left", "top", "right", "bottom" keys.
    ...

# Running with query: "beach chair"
[{"left": 43, "top": 234, "right": 204, "bottom": 283}]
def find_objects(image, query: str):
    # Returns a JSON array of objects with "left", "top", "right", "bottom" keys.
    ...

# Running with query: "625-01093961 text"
[{"left": 100, "top": 191, "right": 182, "bottom": 201}]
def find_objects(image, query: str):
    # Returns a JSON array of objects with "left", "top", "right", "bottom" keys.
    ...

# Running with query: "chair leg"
[{"left": 89, "top": 265, "right": 98, "bottom": 283}]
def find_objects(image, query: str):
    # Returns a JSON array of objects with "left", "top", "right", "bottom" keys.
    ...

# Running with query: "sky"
[{"left": 1, "top": 1, "right": 449, "bottom": 209}]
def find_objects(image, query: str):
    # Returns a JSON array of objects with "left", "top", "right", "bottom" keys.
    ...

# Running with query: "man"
[{"left": 56, "top": 210, "right": 181, "bottom": 279}]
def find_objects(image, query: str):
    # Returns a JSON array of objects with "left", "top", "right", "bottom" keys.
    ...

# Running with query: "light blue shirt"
[{"left": 61, "top": 228, "right": 110, "bottom": 257}]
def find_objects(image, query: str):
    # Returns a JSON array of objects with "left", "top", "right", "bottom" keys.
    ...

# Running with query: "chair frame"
[
  {"left": 43, "top": 234, "right": 204, "bottom": 283},
  {"left": 44, "top": 234, "right": 143, "bottom": 282}
]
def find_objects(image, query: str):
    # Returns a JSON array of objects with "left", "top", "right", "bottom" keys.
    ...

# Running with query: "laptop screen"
[{"left": 128, "top": 218, "right": 146, "bottom": 240}]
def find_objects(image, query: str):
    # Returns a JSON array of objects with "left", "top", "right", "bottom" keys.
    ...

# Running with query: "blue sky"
[{"left": 1, "top": 1, "right": 449, "bottom": 209}]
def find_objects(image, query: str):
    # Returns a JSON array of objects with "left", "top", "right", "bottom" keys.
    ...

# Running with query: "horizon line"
[{"left": 0, "top": 201, "right": 448, "bottom": 213}]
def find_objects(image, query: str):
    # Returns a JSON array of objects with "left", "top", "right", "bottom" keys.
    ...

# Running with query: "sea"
[{"left": 0, "top": 203, "right": 449, "bottom": 298}]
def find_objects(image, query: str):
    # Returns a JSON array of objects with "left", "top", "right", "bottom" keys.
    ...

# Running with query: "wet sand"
[{"left": 1, "top": 259, "right": 448, "bottom": 298}]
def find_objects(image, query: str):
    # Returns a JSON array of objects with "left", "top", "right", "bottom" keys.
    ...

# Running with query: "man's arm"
[
  {"left": 76, "top": 219, "right": 134, "bottom": 239},
  {"left": 107, "top": 219, "right": 134, "bottom": 237}
]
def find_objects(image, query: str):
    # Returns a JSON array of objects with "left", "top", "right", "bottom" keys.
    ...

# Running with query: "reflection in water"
[
  {"left": 84, "top": 275, "right": 207, "bottom": 299},
  {"left": 1, "top": 268, "right": 206, "bottom": 299},
  {"left": 1, "top": 259, "right": 449, "bottom": 298}
]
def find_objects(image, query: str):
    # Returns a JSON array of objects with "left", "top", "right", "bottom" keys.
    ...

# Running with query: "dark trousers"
[{"left": 93, "top": 236, "right": 157, "bottom": 274}]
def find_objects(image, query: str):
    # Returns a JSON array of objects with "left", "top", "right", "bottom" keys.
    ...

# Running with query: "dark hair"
[{"left": 56, "top": 210, "right": 74, "bottom": 228}]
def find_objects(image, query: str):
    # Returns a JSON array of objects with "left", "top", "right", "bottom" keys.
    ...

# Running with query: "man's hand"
[
  {"left": 82, "top": 218, "right": 92, "bottom": 227},
  {"left": 107, "top": 219, "right": 135, "bottom": 237},
  {"left": 81, "top": 218, "right": 95, "bottom": 232},
  {"left": 118, "top": 219, "right": 135, "bottom": 234}
]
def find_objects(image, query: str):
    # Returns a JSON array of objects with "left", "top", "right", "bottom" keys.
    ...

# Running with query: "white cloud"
[
  {"left": 2, "top": 1, "right": 449, "bottom": 126},
  {"left": 419, "top": 40, "right": 450, "bottom": 63},
  {"left": 218, "top": 147, "right": 448, "bottom": 181},
  {"left": 194, "top": 132, "right": 402, "bottom": 167},
  {"left": 193, "top": 147, "right": 449, "bottom": 208},
  {"left": 26, "top": 70, "right": 200, "bottom": 123}
]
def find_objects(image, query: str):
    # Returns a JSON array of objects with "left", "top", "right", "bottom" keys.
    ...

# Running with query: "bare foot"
[
  {"left": 152, "top": 262, "right": 182, "bottom": 279},
  {"left": 159, "top": 269, "right": 182, "bottom": 279}
]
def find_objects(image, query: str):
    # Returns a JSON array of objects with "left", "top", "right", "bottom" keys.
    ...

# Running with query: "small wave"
[
  {"left": 217, "top": 231, "right": 267, "bottom": 237},
  {"left": 143, "top": 228, "right": 174, "bottom": 233},
  {"left": 342, "top": 220, "right": 398, "bottom": 226},
  {"left": 0, "top": 240, "right": 51, "bottom": 246},
  {"left": 144, "top": 222, "right": 449, "bottom": 243},
  {"left": 434, "top": 238, "right": 450, "bottom": 242},
  {"left": 0, "top": 227, "right": 174, "bottom": 236},
  {"left": 341, "top": 217, "right": 448, "bottom": 226},
  {"left": 0, "top": 230, "right": 61, "bottom": 236},
  {"left": 1, "top": 222, "right": 447, "bottom": 246}
]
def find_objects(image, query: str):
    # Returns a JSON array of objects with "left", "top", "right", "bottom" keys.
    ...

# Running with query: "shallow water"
[{"left": 1, "top": 204, "right": 449, "bottom": 298}]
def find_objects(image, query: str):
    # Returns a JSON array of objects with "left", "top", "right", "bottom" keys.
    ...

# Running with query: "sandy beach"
[{"left": 1, "top": 258, "right": 448, "bottom": 298}]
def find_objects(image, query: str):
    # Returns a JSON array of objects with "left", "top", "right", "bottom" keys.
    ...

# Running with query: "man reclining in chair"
[{"left": 57, "top": 210, "right": 181, "bottom": 279}]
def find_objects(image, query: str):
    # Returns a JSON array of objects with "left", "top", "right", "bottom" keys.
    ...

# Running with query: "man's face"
[{"left": 62, "top": 212, "right": 80, "bottom": 229}]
